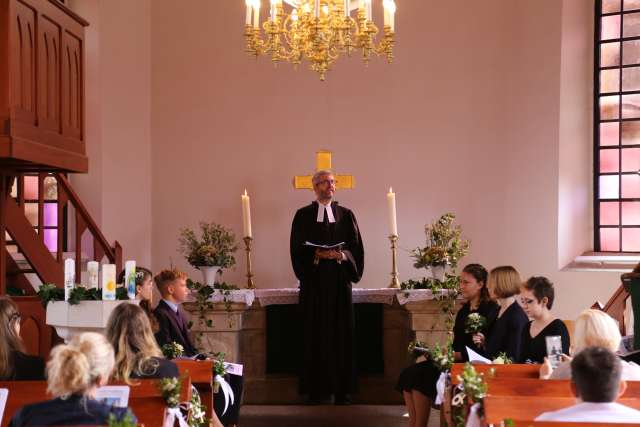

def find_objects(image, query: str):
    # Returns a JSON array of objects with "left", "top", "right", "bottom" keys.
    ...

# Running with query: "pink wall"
[
  {"left": 70, "top": 0, "right": 623, "bottom": 319},
  {"left": 69, "top": 0, "right": 153, "bottom": 268}
]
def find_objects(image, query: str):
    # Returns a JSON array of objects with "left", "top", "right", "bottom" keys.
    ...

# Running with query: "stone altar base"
[{"left": 184, "top": 289, "right": 457, "bottom": 405}]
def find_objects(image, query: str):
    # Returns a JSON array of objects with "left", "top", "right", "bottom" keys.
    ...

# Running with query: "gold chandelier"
[{"left": 244, "top": 0, "right": 396, "bottom": 81}]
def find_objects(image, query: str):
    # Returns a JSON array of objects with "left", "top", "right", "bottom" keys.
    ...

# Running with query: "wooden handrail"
[{"left": 54, "top": 173, "right": 122, "bottom": 279}]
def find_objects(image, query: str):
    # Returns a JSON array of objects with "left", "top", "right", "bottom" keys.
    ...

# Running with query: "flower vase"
[
  {"left": 199, "top": 266, "right": 221, "bottom": 286},
  {"left": 430, "top": 264, "right": 447, "bottom": 282}
]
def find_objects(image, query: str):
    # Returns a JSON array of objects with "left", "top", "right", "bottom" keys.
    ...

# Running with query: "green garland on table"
[
  {"left": 401, "top": 274, "right": 460, "bottom": 332},
  {"left": 36, "top": 283, "right": 129, "bottom": 307}
]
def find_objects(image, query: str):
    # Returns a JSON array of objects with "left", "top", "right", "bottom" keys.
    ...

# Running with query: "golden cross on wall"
[{"left": 293, "top": 150, "right": 355, "bottom": 190}]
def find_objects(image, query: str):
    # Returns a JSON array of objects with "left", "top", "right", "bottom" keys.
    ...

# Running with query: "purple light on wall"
[
  {"left": 44, "top": 229, "right": 57, "bottom": 252},
  {"left": 43, "top": 203, "right": 57, "bottom": 227}
]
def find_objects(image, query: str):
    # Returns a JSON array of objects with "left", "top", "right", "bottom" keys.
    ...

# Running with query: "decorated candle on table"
[
  {"left": 64, "top": 259, "right": 75, "bottom": 301},
  {"left": 87, "top": 261, "right": 99, "bottom": 289},
  {"left": 125, "top": 260, "right": 136, "bottom": 300},
  {"left": 387, "top": 187, "right": 398, "bottom": 236},
  {"left": 102, "top": 264, "right": 116, "bottom": 301},
  {"left": 242, "top": 189, "right": 252, "bottom": 238}
]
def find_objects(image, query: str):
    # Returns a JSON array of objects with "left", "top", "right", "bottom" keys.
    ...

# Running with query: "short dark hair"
[
  {"left": 462, "top": 263, "right": 490, "bottom": 302},
  {"left": 523, "top": 276, "right": 555, "bottom": 309},
  {"left": 571, "top": 346, "right": 622, "bottom": 402}
]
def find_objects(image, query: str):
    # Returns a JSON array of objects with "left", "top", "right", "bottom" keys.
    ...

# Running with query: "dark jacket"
[
  {"left": 9, "top": 394, "right": 136, "bottom": 426},
  {"left": 10, "top": 351, "right": 45, "bottom": 381},
  {"left": 153, "top": 300, "right": 198, "bottom": 356}
]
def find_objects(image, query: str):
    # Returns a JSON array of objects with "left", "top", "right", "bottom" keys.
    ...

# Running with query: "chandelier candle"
[
  {"left": 253, "top": 0, "right": 260, "bottom": 29},
  {"left": 245, "top": 0, "right": 252, "bottom": 25}
]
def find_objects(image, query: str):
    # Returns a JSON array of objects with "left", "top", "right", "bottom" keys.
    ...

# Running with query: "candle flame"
[
  {"left": 244, "top": 189, "right": 248, "bottom": 196},
  {"left": 389, "top": 187, "right": 393, "bottom": 193}
]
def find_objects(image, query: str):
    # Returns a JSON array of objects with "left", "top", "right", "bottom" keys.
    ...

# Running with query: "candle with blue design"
[{"left": 125, "top": 260, "right": 136, "bottom": 300}]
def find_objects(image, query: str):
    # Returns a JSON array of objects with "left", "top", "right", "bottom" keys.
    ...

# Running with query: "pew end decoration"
[
  {"left": 451, "top": 363, "right": 490, "bottom": 427},
  {"left": 158, "top": 376, "right": 208, "bottom": 427}
]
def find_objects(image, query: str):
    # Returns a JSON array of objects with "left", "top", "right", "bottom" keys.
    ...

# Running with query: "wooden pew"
[
  {"left": 450, "top": 363, "right": 540, "bottom": 385},
  {"left": 483, "top": 395, "right": 640, "bottom": 425},
  {"left": 0, "top": 378, "right": 191, "bottom": 427},
  {"left": 486, "top": 377, "right": 640, "bottom": 398},
  {"left": 174, "top": 360, "right": 214, "bottom": 418},
  {"left": 510, "top": 422, "right": 640, "bottom": 427}
]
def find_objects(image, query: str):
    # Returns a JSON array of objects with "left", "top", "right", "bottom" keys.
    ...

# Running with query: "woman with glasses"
[
  {"left": 518, "top": 276, "right": 570, "bottom": 363},
  {"left": 0, "top": 297, "right": 45, "bottom": 380}
]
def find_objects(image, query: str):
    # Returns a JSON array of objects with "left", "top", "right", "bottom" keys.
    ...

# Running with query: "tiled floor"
[{"left": 239, "top": 405, "right": 440, "bottom": 427}]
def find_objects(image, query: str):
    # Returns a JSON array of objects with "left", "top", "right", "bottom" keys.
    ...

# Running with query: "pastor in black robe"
[{"left": 290, "top": 200, "right": 365, "bottom": 397}]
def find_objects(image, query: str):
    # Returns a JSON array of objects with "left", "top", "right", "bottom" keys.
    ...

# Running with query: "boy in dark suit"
[{"left": 153, "top": 269, "right": 198, "bottom": 356}]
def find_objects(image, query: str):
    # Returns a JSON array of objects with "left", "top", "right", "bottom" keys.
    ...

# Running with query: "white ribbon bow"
[
  {"left": 163, "top": 406, "right": 189, "bottom": 427},
  {"left": 435, "top": 371, "right": 447, "bottom": 405},
  {"left": 215, "top": 374, "right": 235, "bottom": 416}
]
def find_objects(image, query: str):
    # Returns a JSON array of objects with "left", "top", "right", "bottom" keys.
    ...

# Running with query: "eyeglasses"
[
  {"left": 10, "top": 313, "right": 21, "bottom": 322},
  {"left": 315, "top": 179, "right": 336, "bottom": 186},
  {"left": 520, "top": 298, "right": 536, "bottom": 306}
]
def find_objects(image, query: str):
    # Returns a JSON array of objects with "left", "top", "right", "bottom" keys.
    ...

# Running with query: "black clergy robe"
[{"left": 290, "top": 200, "right": 365, "bottom": 396}]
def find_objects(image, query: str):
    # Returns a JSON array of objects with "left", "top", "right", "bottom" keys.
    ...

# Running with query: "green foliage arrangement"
[
  {"left": 178, "top": 222, "right": 238, "bottom": 269},
  {"left": 186, "top": 279, "right": 239, "bottom": 345},
  {"left": 451, "top": 363, "right": 489, "bottom": 427},
  {"left": 107, "top": 413, "right": 137, "bottom": 427},
  {"left": 411, "top": 213, "right": 469, "bottom": 269},
  {"left": 158, "top": 377, "right": 182, "bottom": 408},
  {"left": 464, "top": 313, "right": 488, "bottom": 334}
]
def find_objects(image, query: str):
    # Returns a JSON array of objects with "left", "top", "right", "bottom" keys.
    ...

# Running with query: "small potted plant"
[
  {"left": 411, "top": 213, "right": 469, "bottom": 281},
  {"left": 178, "top": 222, "right": 238, "bottom": 285}
]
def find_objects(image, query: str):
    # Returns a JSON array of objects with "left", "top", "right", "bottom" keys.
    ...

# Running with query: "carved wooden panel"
[
  {"left": 10, "top": 0, "right": 37, "bottom": 125},
  {"left": 37, "top": 15, "right": 62, "bottom": 133},
  {"left": 61, "top": 30, "right": 82, "bottom": 140},
  {"left": 12, "top": 296, "right": 52, "bottom": 359}
]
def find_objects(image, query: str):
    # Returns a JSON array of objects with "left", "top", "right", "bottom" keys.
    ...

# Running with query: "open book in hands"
[{"left": 304, "top": 241, "right": 345, "bottom": 250}]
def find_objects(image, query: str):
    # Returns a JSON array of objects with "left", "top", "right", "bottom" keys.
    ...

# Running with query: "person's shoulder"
[
  {"left": 296, "top": 203, "right": 316, "bottom": 214},
  {"left": 549, "top": 318, "right": 569, "bottom": 332},
  {"left": 12, "top": 351, "right": 45, "bottom": 380}
]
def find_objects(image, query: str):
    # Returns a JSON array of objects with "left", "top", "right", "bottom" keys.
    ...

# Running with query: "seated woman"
[
  {"left": 9, "top": 332, "right": 136, "bottom": 426},
  {"left": 396, "top": 264, "right": 499, "bottom": 427},
  {"left": 541, "top": 308, "right": 640, "bottom": 380},
  {"left": 519, "top": 276, "right": 570, "bottom": 363},
  {"left": 0, "top": 297, "right": 45, "bottom": 380},
  {"left": 118, "top": 266, "right": 158, "bottom": 332},
  {"left": 106, "top": 302, "right": 178, "bottom": 383},
  {"left": 473, "top": 266, "right": 529, "bottom": 361}
]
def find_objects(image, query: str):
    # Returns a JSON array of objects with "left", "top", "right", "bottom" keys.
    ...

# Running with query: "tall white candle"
[
  {"left": 242, "top": 189, "right": 252, "bottom": 238},
  {"left": 124, "top": 260, "right": 136, "bottom": 300},
  {"left": 102, "top": 264, "right": 116, "bottom": 301},
  {"left": 253, "top": 1, "right": 260, "bottom": 28},
  {"left": 64, "top": 258, "right": 75, "bottom": 301},
  {"left": 87, "top": 261, "right": 99, "bottom": 289},
  {"left": 246, "top": 0, "right": 252, "bottom": 25},
  {"left": 344, "top": 0, "right": 350, "bottom": 17},
  {"left": 388, "top": 0, "right": 396, "bottom": 31},
  {"left": 315, "top": 0, "right": 320, "bottom": 18},
  {"left": 387, "top": 187, "right": 398, "bottom": 236}
]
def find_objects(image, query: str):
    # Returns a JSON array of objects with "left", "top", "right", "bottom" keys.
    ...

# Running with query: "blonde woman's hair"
[
  {"left": 47, "top": 332, "right": 115, "bottom": 398},
  {"left": 106, "top": 303, "right": 162, "bottom": 384},
  {"left": 488, "top": 266, "right": 522, "bottom": 299},
  {"left": 0, "top": 297, "right": 25, "bottom": 379},
  {"left": 572, "top": 309, "right": 622, "bottom": 354}
]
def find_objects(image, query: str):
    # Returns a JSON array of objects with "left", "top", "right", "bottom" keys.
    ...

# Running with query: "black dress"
[
  {"left": 10, "top": 351, "right": 45, "bottom": 380},
  {"left": 484, "top": 301, "right": 529, "bottom": 361},
  {"left": 9, "top": 394, "right": 136, "bottom": 426},
  {"left": 519, "top": 319, "right": 571, "bottom": 363},
  {"left": 130, "top": 356, "right": 179, "bottom": 379},
  {"left": 290, "top": 201, "right": 364, "bottom": 396},
  {"left": 395, "top": 300, "right": 499, "bottom": 399}
]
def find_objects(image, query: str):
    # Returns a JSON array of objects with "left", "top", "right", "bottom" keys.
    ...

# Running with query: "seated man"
[{"left": 536, "top": 346, "right": 640, "bottom": 423}]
